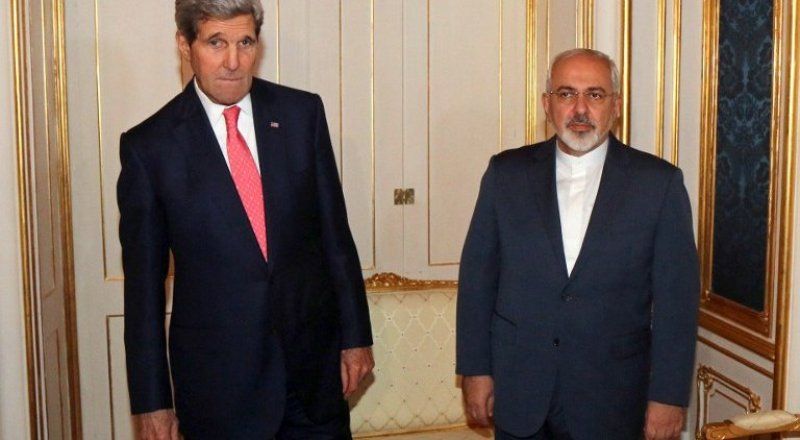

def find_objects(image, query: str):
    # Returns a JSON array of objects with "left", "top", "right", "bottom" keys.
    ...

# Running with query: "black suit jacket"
[
  {"left": 118, "top": 78, "right": 372, "bottom": 439},
  {"left": 456, "top": 136, "right": 699, "bottom": 439}
]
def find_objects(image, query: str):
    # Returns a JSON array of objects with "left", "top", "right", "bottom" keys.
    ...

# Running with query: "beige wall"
[{"left": 0, "top": 2, "right": 32, "bottom": 439}]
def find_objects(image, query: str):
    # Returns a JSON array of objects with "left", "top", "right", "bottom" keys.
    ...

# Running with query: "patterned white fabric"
[{"left": 351, "top": 289, "right": 479, "bottom": 437}]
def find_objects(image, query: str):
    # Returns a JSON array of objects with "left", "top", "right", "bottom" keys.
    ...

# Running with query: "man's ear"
[
  {"left": 541, "top": 93, "right": 552, "bottom": 122},
  {"left": 176, "top": 31, "right": 191, "bottom": 61}
]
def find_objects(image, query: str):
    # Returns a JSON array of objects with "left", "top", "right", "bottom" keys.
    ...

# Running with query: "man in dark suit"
[
  {"left": 456, "top": 48, "right": 699, "bottom": 440},
  {"left": 117, "top": 1, "right": 373, "bottom": 438}
]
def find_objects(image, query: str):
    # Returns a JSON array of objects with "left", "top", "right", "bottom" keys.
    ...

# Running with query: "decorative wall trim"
[
  {"left": 577, "top": 0, "right": 594, "bottom": 49},
  {"left": 655, "top": 0, "right": 666, "bottom": 159},
  {"left": 695, "top": 364, "right": 762, "bottom": 438},
  {"left": 11, "top": 0, "right": 42, "bottom": 436},
  {"left": 525, "top": 0, "right": 536, "bottom": 144},
  {"left": 697, "top": 336, "right": 773, "bottom": 378},
  {"left": 773, "top": 0, "right": 800, "bottom": 410},
  {"left": 53, "top": 0, "right": 83, "bottom": 435},
  {"left": 698, "top": 0, "right": 787, "bottom": 351},
  {"left": 364, "top": 272, "right": 457, "bottom": 292},
  {"left": 698, "top": 311, "right": 775, "bottom": 360},
  {"left": 618, "top": 0, "right": 631, "bottom": 143},
  {"left": 670, "top": 0, "right": 682, "bottom": 165}
]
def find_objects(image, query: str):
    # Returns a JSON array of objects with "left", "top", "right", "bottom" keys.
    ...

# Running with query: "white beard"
[{"left": 557, "top": 128, "right": 602, "bottom": 153}]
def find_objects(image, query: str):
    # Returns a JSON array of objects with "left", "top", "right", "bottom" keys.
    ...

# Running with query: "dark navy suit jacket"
[
  {"left": 456, "top": 136, "right": 699, "bottom": 439},
  {"left": 118, "top": 78, "right": 372, "bottom": 439}
]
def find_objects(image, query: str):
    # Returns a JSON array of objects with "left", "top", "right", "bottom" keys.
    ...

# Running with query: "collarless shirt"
[
  {"left": 194, "top": 79, "right": 261, "bottom": 173},
  {"left": 555, "top": 139, "right": 608, "bottom": 275}
]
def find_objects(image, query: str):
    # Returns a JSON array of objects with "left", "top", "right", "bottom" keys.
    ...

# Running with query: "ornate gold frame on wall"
[{"left": 697, "top": 0, "right": 788, "bottom": 358}]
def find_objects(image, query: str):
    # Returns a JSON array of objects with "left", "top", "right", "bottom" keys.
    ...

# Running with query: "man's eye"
[
  {"left": 209, "top": 39, "right": 223, "bottom": 48},
  {"left": 588, "top": 92, "right": 604, "bottom": 100},
  {"left": 559, "top": 91, "right": 575, "bottom": 99},
  {"left": 240, "top": 38, "right": 255, "bottom": 47}
]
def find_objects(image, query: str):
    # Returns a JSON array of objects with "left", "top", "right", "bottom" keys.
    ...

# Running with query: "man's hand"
[
  {"left": 462, "top": 375, "right": 494, "bottom": 427},
  {"left": 644, "top": 401, "right": 685, "bottom": 440},
  {"left": 341, "top": 347, "right": 375, "bottom": 397},
  {"left": 135, "top": 408, "right": 180, "bottom": 440}
]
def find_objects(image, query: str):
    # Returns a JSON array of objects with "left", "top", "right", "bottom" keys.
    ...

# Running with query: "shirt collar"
[
  {"left": 556, "top": 137, "right": 609, "bottom": 169},
  {"left": 193, "top": 78, "right": 253, "bottom": 124}
]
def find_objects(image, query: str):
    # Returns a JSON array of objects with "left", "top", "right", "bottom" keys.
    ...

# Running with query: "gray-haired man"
[
  {"left": 457, "top": 49, "right": 699, "bottom": 440},
  {"left": 118, "top": 1, "right": 373, "bottom": 438}
]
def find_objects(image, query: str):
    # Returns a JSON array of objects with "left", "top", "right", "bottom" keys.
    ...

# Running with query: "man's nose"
[
  {"left": 223, "top": 47, "right": 240, "bottom": 70},
  {"left": 572, "top": 93, "right": 589, "bottom": 112}
]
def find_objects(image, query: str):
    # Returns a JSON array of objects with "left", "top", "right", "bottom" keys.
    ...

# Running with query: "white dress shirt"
[
  {"left": 194, "top": 79, "right": 261, "bottom": 173},
  {"left": 555, "top": 139, "right": 608, "bottom": 275}
]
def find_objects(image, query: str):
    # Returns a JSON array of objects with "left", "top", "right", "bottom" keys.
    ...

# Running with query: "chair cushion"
[{"left": 730, "top": 410, "right": 798, "bottom": 430}]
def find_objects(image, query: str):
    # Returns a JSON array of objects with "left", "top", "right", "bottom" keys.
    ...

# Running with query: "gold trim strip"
[
  {"left": 669, "top": 0, "right": 682, "bottom": 165},
  {"left": 577, "top": 0, "right": 594, "bottom": 49},
  {"left": 11, "top": 0, "right": 44, "bottom": 436},
  {"left": 698, "top": 311, "right": 774, "bottom": 360},
  {"left": 105, "top": 316, "right": 117, "bottom": 440},
  {"left": 364, "top": 272, "right": 457, "bottom": 292},
  {"left": 52, "top": 0, "right": 83, "bottom": 435},
  {"left": 774, "top": 0, "right": 798, "bottom": 410},
  {"left": 275, "top": 0, "right": 280, "bottom": 82},
  {"left": 618, "top": 0, "right": 631, "bottom": 143},
  {"left": 525, "top": 0, "right": 536, "bottom": 144},
  {"left": 655, "top": 0, "right": 666, "bottom": 158},
  {"left": 354, "top": 423, "right": 477, "bottom": 439},
  {"left": 696, "top": 336, "right": 773, "bottom": 378}
]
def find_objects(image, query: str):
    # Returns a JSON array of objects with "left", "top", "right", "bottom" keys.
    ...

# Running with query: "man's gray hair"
[
  {"left": 545, "top": 48, "right": 620, "bottom": 94},
  {"left": 176, "top": 0, "right": 264, "bottom": 43}
]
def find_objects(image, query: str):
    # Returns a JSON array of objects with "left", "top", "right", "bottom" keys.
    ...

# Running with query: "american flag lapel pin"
[{"left": 269, "top": 121, "right": 280, "bottom": 128}]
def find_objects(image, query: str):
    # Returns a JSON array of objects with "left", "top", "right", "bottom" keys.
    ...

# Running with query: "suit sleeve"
[
  {"left": 117, "top": 132, "right": 173, "bottom": 414},
  {"left": 311, "top": 95, "right": 373, "bottom": 349},
  {"left": 456, "top": 156, "right": 500, "bottom": 376},
  {"left": 648, "top": 168, "right": 700, "bottom": 406}
]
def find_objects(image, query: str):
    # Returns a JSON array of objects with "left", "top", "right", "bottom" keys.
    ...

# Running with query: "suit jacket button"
[
  {"left": 561, "top": 294, "right": 574, "bottom": 302},
  {"left": 553, "top": 338, "right": 560, "bottom": 347}
]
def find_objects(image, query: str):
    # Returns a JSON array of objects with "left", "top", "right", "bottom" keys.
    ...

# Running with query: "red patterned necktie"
[{"left": 223, "top": 105, "right": 268, "bottom": 260}]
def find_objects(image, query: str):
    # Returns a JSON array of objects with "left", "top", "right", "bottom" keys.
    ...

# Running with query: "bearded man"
[{"left": 456, "top": 48, "right": 699, "bottom": 440}]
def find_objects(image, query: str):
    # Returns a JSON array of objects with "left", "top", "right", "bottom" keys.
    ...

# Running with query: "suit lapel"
[
  {"left": 175, "top": 83, "right": 269, "bottom": 270},
  {"left": 250, "top": 81, "right": 287, "bottom": 278},
  {"left": 568, "top": 136, "right": 630, "bottom": 281},
  {"left": 528, "top": 138, "right": 569, "bottom": 282}
]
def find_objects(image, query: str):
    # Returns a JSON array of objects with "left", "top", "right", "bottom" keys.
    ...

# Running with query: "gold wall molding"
[
  {"left": 364, "top": 272, "right": 457, "bottom": 292},
  {"left": 13, "top": 0, "right": 81, "bottom": 436},
  {"left": 697, "top": 336, "right": 773, "bottom": 378},
  {"left": 698, "top": 0, "right": 789, "bottom": 358},
  {"left": 670, "top": 0, "right": 682, "bottom": 165},
  {"left": 577, "top": 0, "right": 593, "bottom": 49},
  {"left": 655, "top": 0, "right": 666, "bottom": 158},
  {"left": 618, "top": 0, "right": 631, "bottom": 143},
  {"left": 525, "top": 0, "right": 536, "bottom": 144},
  {"left": 695, "top": 364, "right": 762, "bottom": 438},
  {"left": 53, "top": 0, "right": 83, "bottom": 435},
  {"left": 11, "top": 0, "right": 42, "bottom": 436},
  {"left": 699, "top": 312, "right": 775, "bottom": 361},
  {"left": 773, "top": 0, "right": 800, "bottom": 410}
]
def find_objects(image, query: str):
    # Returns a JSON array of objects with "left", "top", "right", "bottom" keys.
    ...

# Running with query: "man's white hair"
[{"left": 545, "top": 48, "right": 620, "bottom": 94}]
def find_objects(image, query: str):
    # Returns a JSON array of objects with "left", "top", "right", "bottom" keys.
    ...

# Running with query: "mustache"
[{"left": 566, "top": 114, "right": 596, "bottom": 128}]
